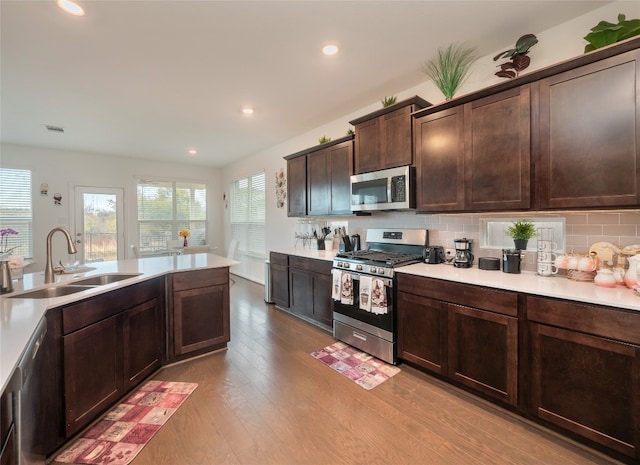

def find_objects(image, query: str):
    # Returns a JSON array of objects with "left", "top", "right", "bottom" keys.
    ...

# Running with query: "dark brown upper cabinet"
[
  {"left": 414, "top": 86, "right": 531, "bottom": 212},
  {"left": 536, "top": 49, "right": 640, "bottom": 209},
  {"left": 285, "top": 136, "right": 353, "bottom": 217},
  {"left": 350, "top": 96, "right": 430, "bottom": 174},
  {"left": 286, "top": 155, "right": 307, "bottom": 217}
]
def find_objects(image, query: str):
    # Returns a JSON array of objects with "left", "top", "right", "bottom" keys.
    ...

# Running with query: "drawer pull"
[{"left": 353, "top": 331, "right": 367, "bottom": 342}]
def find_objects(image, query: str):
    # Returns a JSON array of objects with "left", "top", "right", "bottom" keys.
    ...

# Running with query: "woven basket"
[{"left": 566, "top": 269, "right": 596, "bottom": 282}]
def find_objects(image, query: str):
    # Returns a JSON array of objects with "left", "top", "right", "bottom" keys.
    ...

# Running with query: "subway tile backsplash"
[{"left": 344, "top": 209, "right": 640, "bottom": 273}]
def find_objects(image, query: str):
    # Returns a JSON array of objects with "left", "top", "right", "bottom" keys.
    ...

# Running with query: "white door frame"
[{"left": 73, "top": 186, "right": 125, "bottom": 262}]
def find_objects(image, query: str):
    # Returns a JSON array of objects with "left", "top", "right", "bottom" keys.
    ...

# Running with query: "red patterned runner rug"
[
  {"left": 55, "top": 380, "right": 198, "bottom": 465},
  {"left": 311, "top": 341, "right": 400, "bottom": 390}
]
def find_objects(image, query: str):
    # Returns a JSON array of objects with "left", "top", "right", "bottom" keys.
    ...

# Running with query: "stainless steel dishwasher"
[{"left": 9, "top": 316, "right": 47, "bottom": 465}]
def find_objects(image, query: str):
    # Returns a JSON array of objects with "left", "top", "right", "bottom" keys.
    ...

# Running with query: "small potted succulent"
[
  {"left": 381, "top": 96, "right": 397, "bottom": 107},
  {"left": 506, "top": 220, "right": 536, "bottom": 250}
]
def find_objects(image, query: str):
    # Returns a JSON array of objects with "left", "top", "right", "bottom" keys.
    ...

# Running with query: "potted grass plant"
[
  {"left": 506, "top": 220, "right": 536, "bottom": 250},
  {"left": 422, "top": 43, "right": 477, "bottom": 100}
]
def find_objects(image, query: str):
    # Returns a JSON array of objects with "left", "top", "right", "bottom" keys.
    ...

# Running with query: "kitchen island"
[
  {"left": 1, "top": 253, "right": 238, "bottom": 393},
  {"left": 0, "top": 253, "right": 238, "bottom": 462}
]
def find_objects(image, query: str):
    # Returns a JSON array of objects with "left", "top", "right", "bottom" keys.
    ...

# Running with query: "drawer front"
[
  {"left": 171, "top": 268, "right": 228, "bottom": 292},
  {"left": 289, "top": 256, "right": 332, "bottom": 275},
  {"left": 63, "top": 277, "right": 163, "bottom": 335},
  {"left": 270, "top": 252, "right": 289, "bottom": 266},
  {"left": 397, "top": 274, "right": 517, "bottom": 316},
  {"left": 527, "top": 296, "right": 640, "bottom": 345}
]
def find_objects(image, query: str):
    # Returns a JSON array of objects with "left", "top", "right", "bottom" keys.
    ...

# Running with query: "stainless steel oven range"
[{"left": 331, "top": 228, "right": 428, "bottom": 364}]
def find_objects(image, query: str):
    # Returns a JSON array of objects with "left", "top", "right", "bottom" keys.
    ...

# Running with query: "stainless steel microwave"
[{"left": 350, "top": 165, "right": 415, "bottom": 212}]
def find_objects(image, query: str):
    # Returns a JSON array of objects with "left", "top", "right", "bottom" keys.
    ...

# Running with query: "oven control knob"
[
  {"left": 343, "top": 262, "right": 350, "bottom": 269},
  {"left": 336, "top": 262, "right": 342, "bottom": 267},
  {"left": 378, "top": 268, "right": 386, "bottom": 275},
  {"left": 370, "top": 266, "right": 377, "bottom": 273},
  {"left": 356, "top": 265, "right": 362, "bottom": 271}
]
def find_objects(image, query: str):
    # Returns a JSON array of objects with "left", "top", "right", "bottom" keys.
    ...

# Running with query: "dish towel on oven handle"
[
  {"left": 331, "top": 269, "right": 342, "bottom": 301},
  {"left": 340, "top": 272, "right": 354, "bottom": 306},
  {"left": 371, "top": 278, "right": 389, "bottom": 315},
  {"left": 359, "top": 275, "right": 372, "bottom": 312}
]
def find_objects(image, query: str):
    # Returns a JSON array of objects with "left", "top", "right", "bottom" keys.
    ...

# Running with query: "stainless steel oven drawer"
[{"left": 333, "top": 319, "right": 395, "bottom": 364}]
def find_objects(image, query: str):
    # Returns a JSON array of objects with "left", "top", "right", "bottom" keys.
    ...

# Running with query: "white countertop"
[
  {"left": 0, "top": 253, "right": 238, "bottom": 393},
  {"left": 396, "top": 263, "right": 640, "bottom": 313},
  {"left": 271, "top": 247, "right": 338, "bottom": 262},
  {"left": 274, "top": 248, "right": 640, "bottom": 312}
]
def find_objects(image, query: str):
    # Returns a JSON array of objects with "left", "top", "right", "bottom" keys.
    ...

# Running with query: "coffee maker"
[{"left": 453, "top": 238, "right": 474, "bottom": 268}]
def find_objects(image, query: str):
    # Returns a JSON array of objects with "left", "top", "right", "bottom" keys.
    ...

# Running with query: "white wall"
[
  {"left": 0, "top": 144, "right": 223, "bottom": 271},
  {"left": 222, "top": 0, "right": 640, "bottom": 284}
]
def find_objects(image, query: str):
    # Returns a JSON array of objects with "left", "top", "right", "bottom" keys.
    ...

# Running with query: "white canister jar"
[{"left": 594, "top": 269, "right": 616, "bottom": 288}]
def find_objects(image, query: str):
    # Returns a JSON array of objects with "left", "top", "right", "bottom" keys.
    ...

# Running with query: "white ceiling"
[{"left": 1, "top": 0, "right": 610, "bottom": 167}]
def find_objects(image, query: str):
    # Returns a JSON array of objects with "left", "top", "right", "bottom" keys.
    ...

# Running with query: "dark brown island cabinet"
[
  {"left": 0, "top": 388, "right": 15, "bottom": 465},
  {"left": 350, "top": 96, "right": 430, "bottom": 174},
  {"left": 285, "top": 135, "right": 353, "bottom": 217},
  {"left": 168, "top": 268, "right": 231, "bottom": 361},
  {"left": 269, "top": 253, "right": 333, "bottom": 331},
  {"left": 7, "top": 267, "right": 232, "bottom": 460},
  {"left": 61, "top": 277, "right": 164, "bottom": 436},
  {"left": 397, "top": 271, "right": 640, "bottom": 462}
]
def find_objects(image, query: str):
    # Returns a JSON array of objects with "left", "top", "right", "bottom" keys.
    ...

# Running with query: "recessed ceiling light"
[
  {"left": 188, "top": 149, "right": 197, "bottom": 155},
  {"left": 322, "top": 44, "right": 339, "bottom": 56},
  {"left": 57, "top": 0, "right": 85, "bottom": 16},
  {"left": 242, "top": 107, "right": 254, "bottom": 115}
]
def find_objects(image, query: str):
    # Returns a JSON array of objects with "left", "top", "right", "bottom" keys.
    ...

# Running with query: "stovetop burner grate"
[{"left": 335, "top": 250, "right": 424, "bottom": 267}]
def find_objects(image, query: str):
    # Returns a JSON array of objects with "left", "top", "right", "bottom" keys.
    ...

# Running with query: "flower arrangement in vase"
[
  {"left": 179, "top": 229, "right": 191, "bottom": 247},
  {"left": 0, "top": 228, "right": 28, "bottom": 279}
]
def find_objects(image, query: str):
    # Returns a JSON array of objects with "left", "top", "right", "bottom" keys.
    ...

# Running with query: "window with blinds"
[
  {"left": 136, "top": 179, "right": 207, "bottom": 254},
  {"left": 230, "top": 172, "right": 265, "bottom": 258},
  {"left": 0, "top": 168, "right": 33, "bottom": 258}
]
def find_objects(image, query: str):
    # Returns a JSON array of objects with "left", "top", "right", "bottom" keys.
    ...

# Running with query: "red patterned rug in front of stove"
[
  {"left": 55, "top": 380, "right": 198, "bottom": 465},
  {"left": 311, "top": 341, "right": 400, "bottom": 390}
]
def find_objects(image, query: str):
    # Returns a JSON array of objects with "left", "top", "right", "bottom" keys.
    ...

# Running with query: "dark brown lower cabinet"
[
  {"left": 62, "top": 278, "right": 164, "bottom": 436},
  {"left": 288, "top": 256, "right": 332, "bottom": 329},
  {"left": 270, "top": 252, "right": 289, "bottom": 308},
  {"left": 527, "top": 295, "right": 640, "bottom": 459},
  {"left": 448, "top": 304, "right": 518, "bottom": 406},
  {"left": 397, "top": 274, "right": 519, "bottom": 406},
  {"left": 397, "top": 291, "right": 447, "bottom": 375},
  {"left": 170, "top": 268, "right": 230, "bottom": 360},
  {"left": 0, "top": 388, "right": 15, "bottom": 465},
  {"left": 63, "top": 314, "right": 123, "bottom": 436}
]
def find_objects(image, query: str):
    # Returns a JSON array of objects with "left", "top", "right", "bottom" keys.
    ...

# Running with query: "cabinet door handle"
[{"left": 353, "top": 331, "right": 367, "bottom": 341}]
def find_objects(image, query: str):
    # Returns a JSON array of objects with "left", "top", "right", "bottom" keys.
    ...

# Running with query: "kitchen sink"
[
  {"left": 70, "top": 273, "right": 142, "bottom": 286},
  {"left": 9, "top": 285, "right": 96, "bottom": 299}
]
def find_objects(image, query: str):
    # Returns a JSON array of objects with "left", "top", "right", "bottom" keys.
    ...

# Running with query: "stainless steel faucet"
[{"left": 45, "top": 227, "right": 78, "bottom": 283}]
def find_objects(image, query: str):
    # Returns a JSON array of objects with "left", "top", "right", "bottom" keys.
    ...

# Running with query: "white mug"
[
  {"left": 537, "top": 262, "right": 558, "bottom": 276},
  {"left": 539, "top": 240, "right": 558, "bottom": 252},
  {"left": 537, "top": 251, "right": 557, "bottom": 263}
]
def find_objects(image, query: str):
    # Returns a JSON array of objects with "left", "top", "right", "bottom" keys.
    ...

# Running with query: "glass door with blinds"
[{"left": 230, "top": 172, "right": 265, "bottom": 258}]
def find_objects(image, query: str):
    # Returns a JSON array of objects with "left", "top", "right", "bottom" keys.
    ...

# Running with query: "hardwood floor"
[{"left": 56, "top": 277, "right": 623, "bottom": 465}]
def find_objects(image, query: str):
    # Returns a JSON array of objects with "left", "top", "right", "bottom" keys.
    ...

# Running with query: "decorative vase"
[
  {"left": 514, "top": 239, "right": 528, "bottom": 250},
  {"left": 183, "top": 237, "right": 188, "bottom": 247}
]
